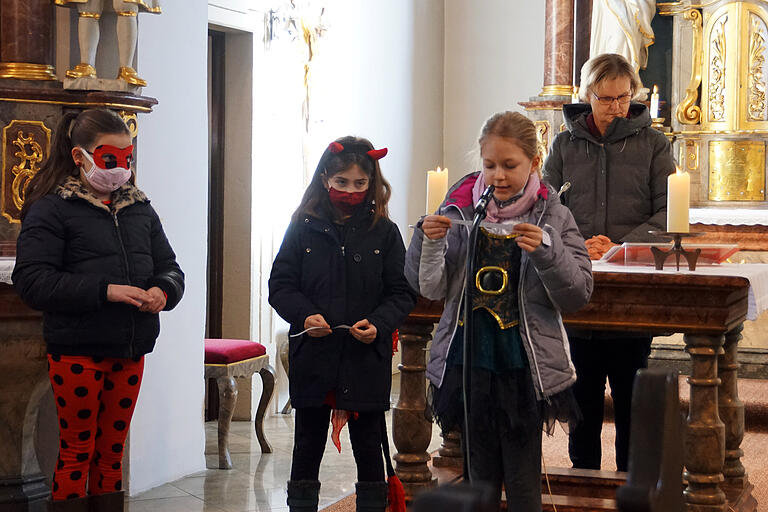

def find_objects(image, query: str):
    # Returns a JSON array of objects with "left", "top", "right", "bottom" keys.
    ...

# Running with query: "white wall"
[
  {"left": 127, "top": 1, "right": 208, "bottom": 495},
  {"left": 443, "top": 0, "right": 545, "bottom": 183},
  {"left": 313, "top": 0, "right": 445, "bottom": 234}
]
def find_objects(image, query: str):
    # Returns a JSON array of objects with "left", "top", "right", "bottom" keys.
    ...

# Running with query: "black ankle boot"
[
  {"left": 286, "top": 480, "right": 321, "bottom": 512},
  {"left": 355, "top": 481, "right": 388, "bottom": 512},
  {"left": 47, "top": 495, "right": 89, "bottom": 512},
  {"left": 89, "top": 491, "right": 124, "bottom": 512}
]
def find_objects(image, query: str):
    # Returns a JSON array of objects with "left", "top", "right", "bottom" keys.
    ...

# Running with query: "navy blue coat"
[
  {"left": 268, "top": 205, "right": 416, "bottom": 411},
  {"left": 12, "top": 178, "right": 184, "bottom": 358}
]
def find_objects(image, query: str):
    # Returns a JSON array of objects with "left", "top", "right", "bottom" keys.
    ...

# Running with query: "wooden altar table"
[{"left": 392, "top": 265, "right": 765, "bottom": 512}]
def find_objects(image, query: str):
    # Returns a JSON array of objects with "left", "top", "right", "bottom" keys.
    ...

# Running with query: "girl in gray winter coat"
[{"left": 405, "top": 112, "right": 593, "bottom": 511}]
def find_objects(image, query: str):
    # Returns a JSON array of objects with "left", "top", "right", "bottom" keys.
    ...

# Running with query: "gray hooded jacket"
[
  {"left": 404, "top": 173, "right": 593, "bottom": 400},
  {"left": 543, "top": 103, "right": 675, "bottom": 242}
]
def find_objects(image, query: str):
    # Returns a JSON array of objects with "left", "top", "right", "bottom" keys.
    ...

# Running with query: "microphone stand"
[{"left": 461, "top": 184, "right": 494, "bottom": 481}]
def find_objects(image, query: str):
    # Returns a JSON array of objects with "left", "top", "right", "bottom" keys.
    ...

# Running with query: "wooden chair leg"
[
  {"left": 255, "top": 365, "right": 276, "bottom": 454},
  {"left": 216, "top": 375, "right": 238, "bottom": 469}
]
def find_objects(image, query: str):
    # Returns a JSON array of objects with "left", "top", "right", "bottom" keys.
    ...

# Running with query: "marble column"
[
  {"left": 0, "top": 0, "right": 56, "bottom": 81},
  {"left": 540, "top": 0, "right": 575, "bottom": 97},
  {"left": 573, "top": 0, "right": 592, "bottom": 88}
]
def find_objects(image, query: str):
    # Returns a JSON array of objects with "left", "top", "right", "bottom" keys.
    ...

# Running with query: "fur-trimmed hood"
[{"left": 56, "top": 176, "right": 149, "bottom": 212}]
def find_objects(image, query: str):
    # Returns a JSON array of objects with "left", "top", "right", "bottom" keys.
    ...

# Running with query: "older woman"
[{"left": 543, "top": 53, "right": 675, "bottom": 472}]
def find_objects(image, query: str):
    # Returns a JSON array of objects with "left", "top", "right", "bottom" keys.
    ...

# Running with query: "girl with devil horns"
[{"left": 269, "top": 136, "right": 416, "bottom": 512}]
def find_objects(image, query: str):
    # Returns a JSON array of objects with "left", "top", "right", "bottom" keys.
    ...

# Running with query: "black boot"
[
  {"left": 286, "top": 480, "right": 321, "bottom": 512},
  {"left": 355, "top": 481, "right": 388, "bottom": 512},
  {"left": 47, "top": 496, "right": 89, "bottom": 512},
  {"left": 89, "top": 491, "right": 124, "bottom": 512}
]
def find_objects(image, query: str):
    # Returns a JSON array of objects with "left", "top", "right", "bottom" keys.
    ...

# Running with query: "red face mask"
[
  {"left": 328, "top": 188, "right": 367, "bottom": 215},
  {"left": 90, "top": 144, "right": 134, "bottom": 170}
]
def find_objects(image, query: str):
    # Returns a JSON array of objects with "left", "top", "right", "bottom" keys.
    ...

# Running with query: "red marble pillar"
[
  {"left": 0, "top": 0, "right": 56, "bottom": 80},
  {"left": 540, "top": 0, "right": 575, "bottom": 97}
]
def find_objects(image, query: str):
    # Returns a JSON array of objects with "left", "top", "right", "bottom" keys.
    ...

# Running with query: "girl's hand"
[
  {"left": 514, "top": 223, "right": 543, "bottom": 253},
  {"left": 139, "top": 287, "right": 167, "bottom": 314},
  {"left": 422, "top": 215, "right": 452, "bottom": 240},
  {"left": 350, "top": 319, "right": 377, "bottom": 344},
  {"left": 107, "top": 284, "right": 152, "bottom": 308},
  {"left": 585, "top": 235, "right": 616, "bottom": 260},
  {"left": 304, "top": 314, "right": 331, "bottom": 337}
]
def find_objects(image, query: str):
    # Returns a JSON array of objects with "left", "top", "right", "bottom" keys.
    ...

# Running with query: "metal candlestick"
[{"left": 648, "top": 231, "right": 704, "bottom": 271}]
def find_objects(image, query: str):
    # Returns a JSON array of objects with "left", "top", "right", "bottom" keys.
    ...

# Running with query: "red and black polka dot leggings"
[{"left": 47, "top": 354, "right": 144, "bottom": 500}]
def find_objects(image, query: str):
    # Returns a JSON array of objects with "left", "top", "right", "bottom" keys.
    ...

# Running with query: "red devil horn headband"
[{"left": 327, "top": 141, "right": 388, "bottom": 161}]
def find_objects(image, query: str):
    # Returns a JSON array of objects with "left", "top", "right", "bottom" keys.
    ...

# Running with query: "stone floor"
[{"left": 126, "top": 412, "right": 444, "bottom": 511}]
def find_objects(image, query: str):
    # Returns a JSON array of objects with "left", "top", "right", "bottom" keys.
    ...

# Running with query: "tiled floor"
[{"left": 126, "top": 411, "right": 444, "bottom": 511}]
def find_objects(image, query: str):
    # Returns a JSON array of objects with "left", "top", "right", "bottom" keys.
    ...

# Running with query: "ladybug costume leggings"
[{"left": 47, "top": 354, "right": 144, "bottom": 500}]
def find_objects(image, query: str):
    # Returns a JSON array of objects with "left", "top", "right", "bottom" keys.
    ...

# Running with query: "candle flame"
[
  {"left": 653, "top": 84, "right": 658, "bottom": 94},
  {"left": 676, "top": 165, "right": 684, "bottom": 175},
  {"left": 436, "top": 166, "right": 441, "bottom": 173}
]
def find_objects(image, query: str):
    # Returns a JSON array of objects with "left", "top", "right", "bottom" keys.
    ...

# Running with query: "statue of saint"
[
  {"left": 590, "top": 0, "right": 656, "bottom": 74},
  {"left": 53, "top": 0, "right": 161, "bottom": 87}
]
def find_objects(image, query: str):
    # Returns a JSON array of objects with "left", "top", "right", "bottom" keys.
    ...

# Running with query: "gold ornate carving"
[
  {"left": 748, "top": 14, "right": 767, "bottom": 121},
  {"left": 115, "top": 11, "right": 138, "bottom": 17},
  {"left": 677, "top": 9, "right": 703, "bottom": 125},
  {"left": 77, "top": 12, "right": 101, "bottom": 19},
  {"left": 0, "top": 97, "right": 152, "bottom": 113},
  {"left": 560, "top": 122, "right": 567, "bottom": 132},
  {"left": 119, "top": 112, "right": 138, "bottom": 139},
  {"left": 0, "top": 63, "right": 57, "bottom": 81},
  {"left": 708, "top": 141, "right": 765, "bottom": 201},
  {"left": 683, "top": 138, "right": 700, "bottom": 172},
  {"left": 709, "top": 14, "right": 728, "bottom": 122},
  {"left": 534, "top": 120, "right": 550, "bottom": 160},
  {"left": 1, "top": 121, "right": 52, "bottom": 223}
]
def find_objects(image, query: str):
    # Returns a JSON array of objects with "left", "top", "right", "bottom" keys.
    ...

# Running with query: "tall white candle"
[
  {"left": 650, "top": 84, "right": 660, "bottom": 119},
  {"left": 667, "top": 166, "right": 690, "bottom": 233},
  {"left": 426, "top": 167, "right": 449, "bottom": 214}
]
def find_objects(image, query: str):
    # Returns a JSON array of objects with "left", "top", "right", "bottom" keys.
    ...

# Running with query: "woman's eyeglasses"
[{"left": 591, "top": 91, "right": 632, "bottom": 106}]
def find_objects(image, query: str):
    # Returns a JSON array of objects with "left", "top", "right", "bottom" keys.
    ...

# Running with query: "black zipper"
[{"left": 113, "top": 210, "right": 135, "bottom": 357}]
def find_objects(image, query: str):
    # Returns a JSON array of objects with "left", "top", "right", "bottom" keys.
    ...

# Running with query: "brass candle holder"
[
  {"left": 648, "top": 231, "right": 704, "bottom": 271},
  {"left": 651, "top": 117, "right": 666, "bottom": 130}
]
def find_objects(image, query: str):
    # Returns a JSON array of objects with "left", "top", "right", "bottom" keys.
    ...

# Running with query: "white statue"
[
  {"left": 54, "top": 0, "right": 161, "bottom": 87},
  {"left": 590, "top": 0, "right": 656, "bottom": 74}
]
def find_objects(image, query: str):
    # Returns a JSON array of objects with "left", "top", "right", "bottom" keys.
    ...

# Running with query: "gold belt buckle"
[{"left": 475, "top": 266, "right": 508, "bottom": 295}]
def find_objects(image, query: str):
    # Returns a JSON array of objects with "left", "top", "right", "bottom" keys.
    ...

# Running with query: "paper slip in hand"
[{"left": 290, "top": 324, "right": 353, "bottom": 337}]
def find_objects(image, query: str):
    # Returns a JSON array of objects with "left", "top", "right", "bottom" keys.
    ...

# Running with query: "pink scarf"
[{"left": 472, "top": 172, "right": 542, "bottom": 223}]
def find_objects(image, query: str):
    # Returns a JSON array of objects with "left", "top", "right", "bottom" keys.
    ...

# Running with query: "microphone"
[{"left": 473, "top": 185, "right": 495, "bottom": 216}]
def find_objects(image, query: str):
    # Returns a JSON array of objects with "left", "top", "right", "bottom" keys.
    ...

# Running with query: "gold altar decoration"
[
  {"left": 678, "top": 9, "right": 703, "bottom": 125},
  {"left": 701, "top": 2, "right": 768, "bottom": 131},
  {"left": 708, "top": 140, "right": 765, "bottom": 201},
  {"left": 1, "top": 121, "right": 51, "bottom": 223},
  {"left": 119, "top": 111, "right": 138, "bottom": 139},
  {"left": 534, "top": 120, "right": 551, "bottom": 160},
  {"left": 52, "top": 0, "right": 161, "bottom": 14},
  {"left": 0, "top": 63, "right": 57, "bottom": 81}
]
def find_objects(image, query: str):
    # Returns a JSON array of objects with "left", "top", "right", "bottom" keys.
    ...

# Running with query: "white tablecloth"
[
  {"left": 690, "top": 208, "right": 768, "bottom": 226},
  {"left": 0, "top": 258, "right": 13, "bottom": 285},
  {"left": 592, "top": 262, "right": 768, "bottom": 321}
]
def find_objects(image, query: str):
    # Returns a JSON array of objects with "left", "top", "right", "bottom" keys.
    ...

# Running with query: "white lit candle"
[
  {"left": 571, "top": 86, "right": 580, "bottom": 104},
  {"left": 426, "top": 167, "right": 449, "bottom": 214},
  {"left": 650, "top": 84, "right": 660, "bottom": 119},
  {"left": 667, "top": 166, "right": 690, "bottom": 233}
]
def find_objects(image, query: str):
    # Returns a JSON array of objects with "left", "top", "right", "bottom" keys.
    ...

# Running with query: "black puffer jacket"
[
  {"left": 543, "top": 102, "right": 675, "bottom": 242},
  {"left": 268, "top": 205, "right": 416, "bottom": 411},
  {"left": 12, "top": 177, "right": 184, "bottom": 358}
]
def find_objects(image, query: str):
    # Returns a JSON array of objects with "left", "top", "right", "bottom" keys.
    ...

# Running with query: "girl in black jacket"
[
  {"left": 269, "top": 137, "right": 415, "bottom": 512},
  {"left": 12, "top": 109, "right": 184, "bottom": 512}
]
